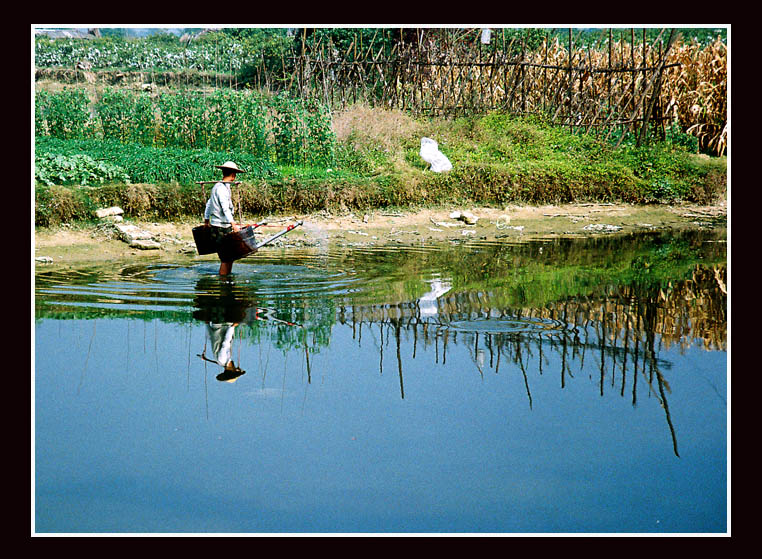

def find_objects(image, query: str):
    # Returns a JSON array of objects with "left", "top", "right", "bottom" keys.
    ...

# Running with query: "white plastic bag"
[{"left": 420, "top": 137, "right": 453, "bottom": 172}]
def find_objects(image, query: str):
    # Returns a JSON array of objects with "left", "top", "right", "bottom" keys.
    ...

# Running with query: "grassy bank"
[{"left": 34, "top": 105, "right": 727, "bottom": 227}]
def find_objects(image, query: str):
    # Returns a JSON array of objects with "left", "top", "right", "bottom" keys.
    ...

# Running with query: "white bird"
[{"left": 420, "top": 137, "right": 453, "bottom": 173}]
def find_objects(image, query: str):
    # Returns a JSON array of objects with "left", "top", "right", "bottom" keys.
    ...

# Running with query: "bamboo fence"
[
  {"left": 239, "top": 28, "right": 725, "bottom": 152},
  {"left": 260, "top": 28, "right": 683, "bottom": 145}
]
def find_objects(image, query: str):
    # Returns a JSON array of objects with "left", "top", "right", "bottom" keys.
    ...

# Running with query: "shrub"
[{"left": 35, "top": 184, "right": 96, "bottom": 227}]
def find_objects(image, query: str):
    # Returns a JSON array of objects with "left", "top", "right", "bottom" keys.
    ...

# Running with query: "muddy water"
[{"left": 34, "top": 230, "right": 727, "bottom": 533}]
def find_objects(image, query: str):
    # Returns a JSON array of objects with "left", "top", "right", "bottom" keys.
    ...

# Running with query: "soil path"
[{"left": 34, "top": 202, "right": 727, "bottom": 266}]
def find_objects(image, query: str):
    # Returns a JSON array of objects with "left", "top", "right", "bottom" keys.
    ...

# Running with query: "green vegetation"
[
  {"left": 35, "top": 137, "right": 278, "bottom": 184},
  {"left": 35, "top": 88, "right": 334, "bottom": 165},
  {"left": 34, "top": 95, "right": 726, "bottom": 227},
  {"left": 34, "top": 27, "right": 726, "bottom": 75}
]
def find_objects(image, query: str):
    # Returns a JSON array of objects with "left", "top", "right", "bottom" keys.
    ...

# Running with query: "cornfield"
[{"left": 662, "top": 38, "right": 727, "bottom": 155}]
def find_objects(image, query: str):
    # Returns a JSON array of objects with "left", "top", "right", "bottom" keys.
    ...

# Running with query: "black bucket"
[
  {"left": 192, "top": 225, "right": 217, "bottom": 255},
  {"left": 193, "top": 225, "right": 259, "bottom": 261},
  {"left": 219, "top": 226, "right": 259, "bottom": 261}
]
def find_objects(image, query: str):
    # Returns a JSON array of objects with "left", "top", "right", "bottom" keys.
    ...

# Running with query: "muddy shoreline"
[{"left": 34, "top": 202, "right": 727, "bottom": 266}]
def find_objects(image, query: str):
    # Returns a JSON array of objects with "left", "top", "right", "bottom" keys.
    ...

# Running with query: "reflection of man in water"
[
  {"left": 193, "top": 277, "right": 249, "bottom": 383},
  {"left": 202, "top": 321, "right": 246, "bottom": 383}
]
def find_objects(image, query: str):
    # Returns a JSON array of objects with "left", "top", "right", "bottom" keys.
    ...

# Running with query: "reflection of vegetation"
[
  {"left": 316, "top": 229, "right": 726, "bottom": 309},
  {"left": 35, "top": 230, "right": 725, "bottom": 355}
]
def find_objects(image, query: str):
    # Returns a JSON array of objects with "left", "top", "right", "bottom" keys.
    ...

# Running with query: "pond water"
[{"left": 34, "top": 230, "right": 728, "bottom": 534}]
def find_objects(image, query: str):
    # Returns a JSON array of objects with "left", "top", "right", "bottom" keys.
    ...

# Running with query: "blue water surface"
[{"left": 34, "top": 235, "right": 728, "bottom": 534}]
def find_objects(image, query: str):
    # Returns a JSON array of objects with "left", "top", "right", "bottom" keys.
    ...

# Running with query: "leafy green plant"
[
  {"left": 34, "top": 153, "right": 130, "bottom": 186},
  {"left": 35, "top": 90, "right": 49, "bottom": 136},
  {"left": 271, "top": 93, "right": 305, "bottom": 165},
  {"left": 35, "top": 137, "right": 279, "bottom": 185},
  {"left": 664, "top": 123, "right": 699, "bottom": 152},
  {"left": 304, "top": 99, "right": 336, "bottom": 167}
]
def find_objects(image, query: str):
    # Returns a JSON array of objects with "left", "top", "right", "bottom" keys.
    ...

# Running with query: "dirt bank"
[{"left": 34, "top": 202, "right": 727, "bottom": 266}]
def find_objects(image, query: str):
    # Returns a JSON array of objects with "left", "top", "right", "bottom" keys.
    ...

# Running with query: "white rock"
[
  {"left": 115, "top": 223, "right": 154, "bottom": 243},
  {"left": 129, "top": 239, "right": 161, "bottom": 250},
  {"left": 95, "top": 206, "right": 124, "bottom": 219},
  {"left": 583, "top": 224, "right": 622, "bottom": 233},
  {"left": 450, "top": 210, "right": 478, "bottom": 225}
]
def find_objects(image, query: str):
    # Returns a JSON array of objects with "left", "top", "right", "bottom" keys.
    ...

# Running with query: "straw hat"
[
  {"left": 215, "top": 161, "right": 247, "bottom": 174},
  {"left": 216, "top": 361, "right": 246, "bottom": 383}
]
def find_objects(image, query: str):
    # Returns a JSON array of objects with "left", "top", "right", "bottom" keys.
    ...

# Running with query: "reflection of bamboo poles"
[
  {"left": 395, "top": 320, "right": 404, "bottom": 400},
  {"left": 351, "top": 310, "right": 684, "bottom": 448},
  {"left": 304, "top": 334, "right": 311, "bottom": 385},
  {"left": 515, "top": 341, "right": 532, "bottom": 410},
  {"left": 339, "top": 270, "right": 724, "bottom": 455},
  {"left": 251, "top": 308, "right": 312, "bottom": 384},
  {"left": 346, "top": 265, "right": 726, "bottom": 352},
  {"left": 655, "top": 367, "right": 680, "bottom": 458},
  {"left": 186, "top": 323, "right": 191, "bottom": 391},
  {"left": 78, "top": 320, "right": 97, "bottom": 395}
]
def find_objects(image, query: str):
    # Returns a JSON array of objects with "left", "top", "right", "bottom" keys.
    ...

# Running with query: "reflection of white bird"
[
  {"left": 420, "top": 137, "right": 453, "bottom": 173},
  {"left": 418, "top": 278, "right": 452, "bottom": 318}
]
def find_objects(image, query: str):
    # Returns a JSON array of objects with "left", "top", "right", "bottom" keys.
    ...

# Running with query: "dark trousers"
[{"left": 209, "top": 225, "right": 233, "bottom": 261}]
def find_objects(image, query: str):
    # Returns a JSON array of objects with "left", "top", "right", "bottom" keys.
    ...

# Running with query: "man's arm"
[{"left": 219, "top": 186, "right": 239, "bottom": 231}]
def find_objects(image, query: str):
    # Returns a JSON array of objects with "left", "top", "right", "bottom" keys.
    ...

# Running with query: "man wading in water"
[{"left": 204, "top": 161, "right": 246, "bottom": 276}]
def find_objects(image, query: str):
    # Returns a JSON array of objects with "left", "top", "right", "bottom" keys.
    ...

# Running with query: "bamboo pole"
[
  {"left": 637, "top": 29, "right": 677, "bottom": 146},
  {"left": 568, "top": 27, "right": 574, "bottom": 133},
  {"left": 521, "top": 36, "right": 526, "bottom": 114},
  {"left": 278, "top": 27, "right": 687, "bottom": 144},
  {"left": 608, "top": 29, "right": 612, "bottom": 121},
  {"left": 630, "top": 28, "right": 636, "bottom": 135},
  {"left": 543, "top": 31, "right": 549, "bottom": 114}
]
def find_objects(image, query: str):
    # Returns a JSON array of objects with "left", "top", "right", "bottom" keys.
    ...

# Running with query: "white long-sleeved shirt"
[
  {"left": 205, "top": 322, "right": 236, "bottom": 366},
  {"left": 204, "top": 182, "right": 236, "bottom": 227}
]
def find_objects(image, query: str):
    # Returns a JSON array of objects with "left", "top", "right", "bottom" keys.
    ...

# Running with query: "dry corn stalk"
[{"left": 384, "top": 32, "right": 727, "bottom": 153}]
